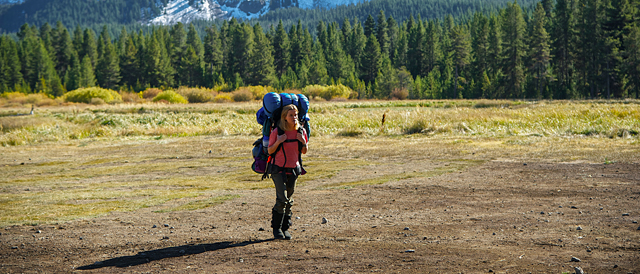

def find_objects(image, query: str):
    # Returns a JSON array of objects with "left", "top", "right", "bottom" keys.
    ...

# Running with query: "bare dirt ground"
[{"left": 1, "top": 136, "right": 639, "bottom": 273}]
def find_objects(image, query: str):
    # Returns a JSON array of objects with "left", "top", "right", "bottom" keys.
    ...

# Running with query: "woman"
[{"left": 267, "top": 104, "right": 308, "bottom": 240}]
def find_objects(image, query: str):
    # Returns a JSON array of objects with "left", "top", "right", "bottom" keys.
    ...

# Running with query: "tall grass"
[{"left": 1, "top": 100, "right": 638, "bottom": 146}]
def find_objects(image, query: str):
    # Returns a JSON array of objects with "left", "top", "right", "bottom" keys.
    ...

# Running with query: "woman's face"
[{"left": 285, "top": 109, "right": 298, "bottom": 127}]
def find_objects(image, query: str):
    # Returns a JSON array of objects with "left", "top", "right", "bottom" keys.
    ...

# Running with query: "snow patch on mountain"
[
  {"left": 148, "top": 0, "right": 369, "bottom": 25},
  {"left": 150, "top": 0, "right": 226, "bottom": 25}
]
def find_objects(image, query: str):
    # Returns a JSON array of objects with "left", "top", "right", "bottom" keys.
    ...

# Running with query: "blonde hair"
[{"left": 278, "top": 104, "right": 299, "bottom": 131}]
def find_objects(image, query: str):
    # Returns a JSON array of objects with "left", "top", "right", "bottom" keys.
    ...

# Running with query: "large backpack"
[{"left": 251, "top": 92, "right": 310, "bottom": 179}]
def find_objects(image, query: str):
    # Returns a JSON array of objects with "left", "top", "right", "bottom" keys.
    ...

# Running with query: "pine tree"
[
  {"left": 81, "top": 29, "right": 98, "bottom": 68},
  {"left": 1, "top": 36, "right": 23, "bottom": 91},
  {"left": 247, "top": 23, "right": 276, "bottom": 86},
  {"left": 145, "top": 31, "right": 174, "bottom": 88},
  {"left": 488, "top": 15, "right": 503, "bottom": 82},
  {"left": 120, "top": 36, "right": 139, "bottom": 88},
  {"left": 72, "top": 25, "right": 84, "bottom": 56},
  {"left": 273, "top": 20, "right": 290, "bottom": 77},
  {"left": 375, "top": 54, "right": 397, "bottom": 98},
  {"left": 551, "top": 0, "right": 577, "bottom": 99},
  {"left": 576, "top": 0, "right": 606, "bottom": 98},
  {"left": 228, "top": 22, "right": 254, "bottom": 82},
  {"left": 65, "top": 52, "right": 81, "bottom": 91},
  {"left": 472, "top": 13, "right": 490, "bottom": 98},
  {"left": 169, "top": 23, "right": 187, "bottom": 85},
  {"left": 407, "top": 18, "right": 425, "bottom": 77},
  {"left": 325, "top": 22, "right": 354, "bottom": 83},
  {"left": 204, "top": 26, "right": 223, "bottom": 87},
  {"left": 623, "top": 23, "right": 640, "bottom": 98},
  {"left": 361, "top": 34, "right": 382, "bottom": 84},
  {"left": 376, "top": 10, "right": 389, "bottom": 56},
  {"left": 52, "top": 21, "right": 74, "bottom": 83},
  {"left": 364, "top": 15, "right": 376, "bottom": 38},
  {"left": 349, "top": 19, "right": 367, "bottom": 78},
  {"left": 96, "top": 36, "right": 120, "bottom": 90},
  {"left": 307, "top": 42, "right": 329, "bottom": 85},
  {"left": 501, "top": 1, "right": 528, "bottom": 98},
  {"left": 186, "top": 23, "right": 204, "bottom": 61},
  {"left": 450, "top": 25, "right": 471, "bottom": 99},
  {"left": 529, "top": 2, "right": 554, "bottom": 99},
  {"left": 424, "top": 20, "right": 442, "bottom": 76},
  {"left": 79, "top": 55, "right": 96, "bottom": 88},
  {"left": 180, "top": 45, "right": 203, "bottom": 87},
  {"left": 387, "top": 16, "right": 400, "bottom": 66}
]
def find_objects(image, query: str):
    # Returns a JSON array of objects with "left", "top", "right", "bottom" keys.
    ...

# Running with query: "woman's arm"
[{"left": 297, "top": 132, "right": 308, "bottom": 154}]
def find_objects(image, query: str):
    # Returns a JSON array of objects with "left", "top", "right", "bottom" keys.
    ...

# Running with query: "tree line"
[{"left": 1, "top": 0, "right": 639, "bottom": 99}]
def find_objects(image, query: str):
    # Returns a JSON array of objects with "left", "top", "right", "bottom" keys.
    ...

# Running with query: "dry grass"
[{"left": 1, "top": 100, "right": 638, "bottom": 146}]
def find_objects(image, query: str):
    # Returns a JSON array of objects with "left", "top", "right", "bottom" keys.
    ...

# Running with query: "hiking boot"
[
  {"left": 271, "top": 210, "right": 285, "bottom": 239},
  {"left": 282, "top": 214, "right": 293, "bottom": 240}
]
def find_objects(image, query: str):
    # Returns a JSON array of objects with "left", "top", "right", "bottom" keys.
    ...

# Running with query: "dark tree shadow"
[{"left": 77, "top": 238, "right": 272, "bottom": 270}]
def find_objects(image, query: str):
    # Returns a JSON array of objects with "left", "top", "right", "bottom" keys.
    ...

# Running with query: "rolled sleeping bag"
[
  {"left": 262, "top": 92, "right": 281, "bottom": 118},
  {"left": 256, "top": 107, "right": 267, "bottom": 125},
  {"left": 297, "top": 94, "right": 309, "bottom": 117}
]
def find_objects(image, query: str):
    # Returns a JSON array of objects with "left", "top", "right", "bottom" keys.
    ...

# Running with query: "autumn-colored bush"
[
  {"left": 302, "top": 84, "right": 352, "bottom": 101},
  {"left": 213, "top": 93, "right": 233, "bottom": 103},
  {"left": 152, "top": 90, "right": 188, "bottom": 104},
  {"left": 231, "top": 89, "right": 253, "bottom": 102},
  {"left": 176, "top": 87, "right": 215, "bottom": 103},
  {"left": 391, "top": 88, "right": 409, "bottom": 100},
  {"left": 141, "top": 88, "right": 162, "bottom": 100},
  {"left": 63, "top": 87, "right": 122, "bottom": 104},
  {"left": 120, "top": 91, "right": 145, "bottom": 103}
]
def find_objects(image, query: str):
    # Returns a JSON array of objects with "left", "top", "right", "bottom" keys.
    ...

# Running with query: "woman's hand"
[
  {"left": 296, "top": 133, "right": 306, "bottom": 144},
  {"left": 276, "top": 133, "right": 287, "bottom": 144}
]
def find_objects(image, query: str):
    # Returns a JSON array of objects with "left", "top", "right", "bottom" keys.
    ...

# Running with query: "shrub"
[
  {"left": 152, "top": 90, "right": 188, "bottom": 104},
  {"left": 390, "top": 88, "right": 409, "bottom": 100},
  {"left": 213, "top": 93, "right": 233, "bottom": 103},
  {"left": 231, "top": 89, "right": 253, "bottom": 102},
  {"left": 120, "top": 92, "right": 145, "bottom": 103},
  {"left": 64, "top": 87, "right": 122, "bottom": 104},
  {"left": 141, "top": 88, "right": 162, "bottom": 99},
  {"left": 176, "top": 87, "right": 215, "bottom": 103},
  {"left": 302, "top": 84, "right": 352, "bottom": 101}
]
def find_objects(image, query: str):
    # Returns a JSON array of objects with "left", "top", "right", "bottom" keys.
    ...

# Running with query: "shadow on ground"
[{"left": 77, "top": 239, "right": 272, "bottom": 270}]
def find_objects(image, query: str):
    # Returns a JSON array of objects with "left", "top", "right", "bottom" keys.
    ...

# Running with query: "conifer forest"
[{"left": 1, "top": 0, "right": 639, "bottom": 100}]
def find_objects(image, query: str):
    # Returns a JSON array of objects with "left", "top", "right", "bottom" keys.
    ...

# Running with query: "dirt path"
[{"left": 1, "top": 136, "right": 639, "bottom": 273}]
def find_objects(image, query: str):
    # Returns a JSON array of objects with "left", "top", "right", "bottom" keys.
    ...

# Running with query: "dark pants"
[{"left": 272, "top": 172, "right": 297, "bottom": 215}]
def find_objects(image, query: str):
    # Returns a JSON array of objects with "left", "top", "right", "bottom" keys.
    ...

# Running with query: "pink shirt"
[{"left": 269, "top": 128, "right": 308, "bottom": 168}]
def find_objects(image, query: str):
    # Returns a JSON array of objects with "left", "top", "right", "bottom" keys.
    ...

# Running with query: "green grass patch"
[{"left": 154, "top": 194, "right": 240, "bottom": 213}]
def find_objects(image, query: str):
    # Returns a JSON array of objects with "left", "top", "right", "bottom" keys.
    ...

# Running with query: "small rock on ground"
[
  {"left": 574, "top": 266, "right": 585, "bottom": 274},
  {"left": 321, "top": 217, "right": 328, "bottom": 224},
  {"left": 571, "top": 256, "right": 581, "bottom": 262}
]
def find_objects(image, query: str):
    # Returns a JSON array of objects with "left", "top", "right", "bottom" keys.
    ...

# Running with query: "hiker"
[{"left": 267, "top": 104, "right": 308, "bottom": 240}]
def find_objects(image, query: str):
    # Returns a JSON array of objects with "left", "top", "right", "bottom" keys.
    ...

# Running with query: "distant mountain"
[
  {"left": 150, "top": 0, "right": 368, "bottom": 25},
  {"left": 0, "top": 0, "right": 368, "bottom": 32}
]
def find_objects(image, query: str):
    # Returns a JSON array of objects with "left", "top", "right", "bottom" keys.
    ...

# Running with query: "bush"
[
  {"left": 302, "top": 84, "right": 352, "bottom": 101},
  {"left": 141, "top": 88, "right": 162, "bottom": 99},
  {"left": 64, "top": 87, "right": 122, "bottom": 104},
  {"left": 120, "top": 91, "right": 145, "bottom": 103},
  {"left": 231, "top": 89, "right": 253, "bottom": 102},
  {"left": 176, "top": 87, "right": 215, "bottom": 103},
  {"left": 152, "top": 90, "right": 188, "bottom": 104},
  {"left": 213, "top": 93, "right": 233, "bottom": 103},
  {"left": 391, "top": 88, "right": 409, "bottom": 100}
]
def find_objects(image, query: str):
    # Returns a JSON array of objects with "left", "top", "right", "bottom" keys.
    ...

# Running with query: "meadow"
[{"left": 1, "top": 99, "right": 638, "bottom": 227}]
